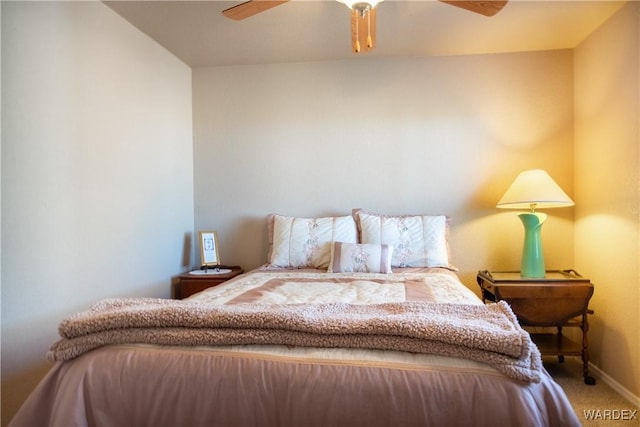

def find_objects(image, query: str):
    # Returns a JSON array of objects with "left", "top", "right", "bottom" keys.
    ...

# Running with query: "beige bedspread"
[
  {"left": 190, "top": 269, "right": 482, "bottom": 305},
  {"left": 48, "top": 298, "right": 541, "bottom": 382}
]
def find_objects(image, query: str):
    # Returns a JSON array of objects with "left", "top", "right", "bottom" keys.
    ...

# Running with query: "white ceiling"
[{"left": 104, "top": 0, "right": 626, "bottom": 68}]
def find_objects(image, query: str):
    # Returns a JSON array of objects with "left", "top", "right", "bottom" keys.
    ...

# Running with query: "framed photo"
[{"left": 198, "top": 230, "right": 220, "bottom": 267}]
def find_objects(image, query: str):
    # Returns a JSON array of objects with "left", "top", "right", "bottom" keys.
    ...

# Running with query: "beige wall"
[
  {"left": 1, "top": 2, "right": 194, "bottom": 424},
  {"left": 192, "top": 51, "right": 576, "bottom": 288},
  {"left": 575, "top": 1, "right": 640, "bottom": 400},
  {"left": 3, "top": 1, "right": 638, "bottom": 424}
]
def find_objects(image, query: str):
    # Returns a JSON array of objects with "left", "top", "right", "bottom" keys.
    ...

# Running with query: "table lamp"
[{"left": 496, "top": 169, "right": 574, "bottom": 278}]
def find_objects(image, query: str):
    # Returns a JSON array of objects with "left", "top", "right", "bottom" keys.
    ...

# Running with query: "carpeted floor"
[{"left": 544, "top": 357, "right": 639, "bottom": 426}]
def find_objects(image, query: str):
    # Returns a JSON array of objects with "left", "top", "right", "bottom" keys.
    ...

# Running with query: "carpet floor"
[{"left": 544, "top": 357, "right": 639, "bottom": 426}]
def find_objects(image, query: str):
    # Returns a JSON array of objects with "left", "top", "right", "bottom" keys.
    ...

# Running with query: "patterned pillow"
[
  {"left": 353, "top": 209, "right": 454, "bottom": 269},
  {"left": 328, "top": 241, "right": 393, "bottom": 273},
  {"left": 268, "top": 214, "right": 358, "bottom": 269}
]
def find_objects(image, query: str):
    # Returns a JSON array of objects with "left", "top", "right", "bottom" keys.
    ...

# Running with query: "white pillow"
[
  {"left": 328, "top": 241, "right": 393, "bottom": 273},
  {"left": 268, "top": 214, "right": 358, "bottom": 269},
  {"left": 353, "top": 209, "right": 452, "bottom": 269}
]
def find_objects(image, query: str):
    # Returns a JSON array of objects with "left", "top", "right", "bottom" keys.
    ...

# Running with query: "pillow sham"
[
  {"left": 268, "top": 214, "right": 358, "bottom": 269},
  {"left": 352, "top": 209, "right": 454, "bottom": 269},
  {"left": 328, "top": 241, "right": 393, "bottom": 274}
]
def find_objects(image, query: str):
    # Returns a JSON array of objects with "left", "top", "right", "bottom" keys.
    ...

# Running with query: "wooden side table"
[
  {"left": 177, "top": 266, "right": 243, "bottom": 299},
  {"left": 477, "top": 269, "right": 596, "bottom": 385}
]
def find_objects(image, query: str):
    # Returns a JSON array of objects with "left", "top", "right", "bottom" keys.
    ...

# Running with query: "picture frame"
[{"left": 198, "top": 230, "right": 220, "bottom": 267}]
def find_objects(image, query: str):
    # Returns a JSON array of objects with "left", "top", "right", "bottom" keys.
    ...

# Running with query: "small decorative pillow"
[
  {"left": 328, "top": 241, "right": 393, "bottom": 273},
  {"left": 353, "top": 209, "right": 454, "bottom": 269},
  {"left": 268, "top": 214, "right": 358, "bottom": 269}
]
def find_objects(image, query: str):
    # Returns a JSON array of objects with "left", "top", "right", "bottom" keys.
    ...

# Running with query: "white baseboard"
[{"left": 589, "top": 362, "right": 640, "bottom": 408}]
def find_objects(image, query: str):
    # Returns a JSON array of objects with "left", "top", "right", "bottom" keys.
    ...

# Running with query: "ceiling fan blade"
[
  {"left": 438, "top": 1, "right": 508, "bottom": 17},
  {"left": 350, "top": 8, "right": 377, "bottom": 53},
  {"left": 222, "top": 0, "right": 289, "bottom": 20}
]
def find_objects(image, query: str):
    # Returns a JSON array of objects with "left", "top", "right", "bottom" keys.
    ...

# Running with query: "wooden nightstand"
[
  {"left": 177, "top": 266, "right": 243, "bottom": 299},
  {"left": 477, "top": 269, "right": 596, "bottom": 385}
]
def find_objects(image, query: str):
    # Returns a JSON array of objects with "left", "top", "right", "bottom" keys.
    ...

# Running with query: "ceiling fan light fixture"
[
  {"left": 338, "top": 0, "right": 382, "bottom": 53},
  {"left": 338, "top": 0, "right": 383, "bottom": 13}
]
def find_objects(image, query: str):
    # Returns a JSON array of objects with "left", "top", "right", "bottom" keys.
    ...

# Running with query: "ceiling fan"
[{"left": 222, "top": 0, "right": 508, "bottom": 54}]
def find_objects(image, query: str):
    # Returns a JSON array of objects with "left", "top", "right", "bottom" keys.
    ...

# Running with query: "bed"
[{"left": 10, "top": 210, "right": 581, "bottom": 427}]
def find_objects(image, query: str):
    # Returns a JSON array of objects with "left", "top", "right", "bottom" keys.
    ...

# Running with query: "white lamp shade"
[{"left": 496, "top": 169, "right": 574, "bottom": 210}]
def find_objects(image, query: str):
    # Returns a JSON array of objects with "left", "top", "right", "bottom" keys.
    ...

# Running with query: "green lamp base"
[{"left": 518, "top": 212, "right": 547, "bottom": 278}]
